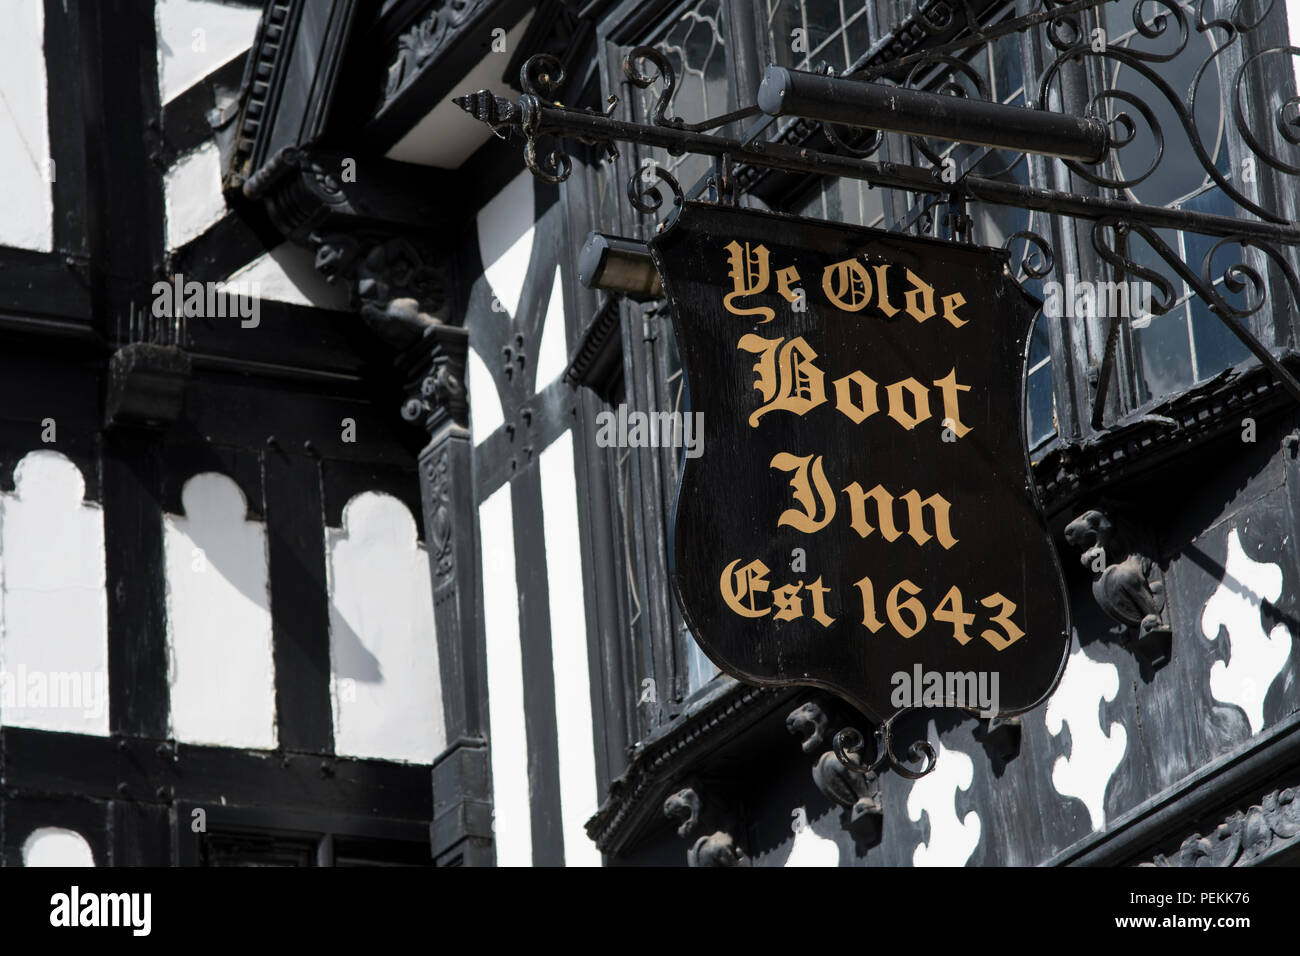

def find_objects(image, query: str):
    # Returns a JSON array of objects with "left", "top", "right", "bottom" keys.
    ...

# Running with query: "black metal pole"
[
  {"left": 517, "top": 103, "right": 1300, "bottom": 245},
  {"left": 756, "top": 66, "right": 1110, "bottom": 163}
]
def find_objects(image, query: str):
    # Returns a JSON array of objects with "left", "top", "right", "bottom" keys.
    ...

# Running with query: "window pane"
[
  {"left": 1132, "top": 302, "right": 1195, "bottom": 403},
  {"left": 639, "top": 0, "right": 733, "bottom": 195}
]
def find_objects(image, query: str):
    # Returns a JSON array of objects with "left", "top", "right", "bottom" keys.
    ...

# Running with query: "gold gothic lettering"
[
  {"left": 720, "top": 558, "right": 772, "bottom": 617},
  {"left": 737, "top": 334, "right": 826, "bottom": 426},
  {"left": 770, "top": 452, "right": 836, "bottom": 533},
  {"left": 724, "top": 240, "right": 775, "bottom": 324},
  {"left": 843, "top": 482, "right": 958, "bottom": 549}
]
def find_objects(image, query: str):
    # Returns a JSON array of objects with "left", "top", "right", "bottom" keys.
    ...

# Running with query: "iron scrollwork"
[
  {"left": 1005, "top": 230, "right": 1056, "bottom": 280},
  {"left": 832, "top": 712, "right": 939, "bottom": 781},
  {"left": 520, "top": 55, "right": 573, "bottom": 185},
  {"left": 1090, "top": 216, "right": 1300, "bottom": 403},
  {"left": 626, "top": 163, "right": 684, "bottom": 236}
]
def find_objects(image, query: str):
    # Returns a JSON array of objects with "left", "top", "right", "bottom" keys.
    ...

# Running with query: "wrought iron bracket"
[
  {"left": 832, "top": 711, "right": 940, "bottom": 780},
  {"left": 458, "top": 2, "right": 1300, "bottom": 407}
]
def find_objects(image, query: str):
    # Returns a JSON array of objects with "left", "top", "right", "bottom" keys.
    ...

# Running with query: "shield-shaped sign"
[{"left": 651, "top": 202, "right": 1070, "bottom": 724}]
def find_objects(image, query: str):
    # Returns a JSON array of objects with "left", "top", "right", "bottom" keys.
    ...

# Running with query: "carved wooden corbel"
[
  {"left": 311, "top": 231, "right": 451, "bottom": 350},
  {"left": 786, "top": 700, "right": 883, "bottom": 841},
  {"left": 785, "top": 701, "right": 829, "bottom": 754},
  {"left": 1064, "top": 508, "right": 1172, "bottom": 667},
  {"left": 662, "top": 785, "right": 747, "bottom": 867}
]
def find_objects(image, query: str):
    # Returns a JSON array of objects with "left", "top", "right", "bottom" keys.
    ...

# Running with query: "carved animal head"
[
  {"left": 663, "top": 787, "right": 701, "bottom": 838},
  {"left": 785, "top": 702, "right": 829, "bottom": 753},
  {"left": 312, "top": 234, "right": 360, "bottom": 284},
  {"left": 688, "top": 831, "right": 745, "bottom": 867},
  {"left": 1064, "top": 509, "right": 1117, "bottom": 571}
]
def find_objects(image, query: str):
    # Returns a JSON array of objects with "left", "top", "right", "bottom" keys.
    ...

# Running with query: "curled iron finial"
[
  {"left": 524, "top": 137, "right": 572, "bottom": 184},
  {"left": 623, "top": 46, "right": 682, "bottom": 129},
  {"left": 518, "top": 95, "right": 572, "bottom": 184},
  {"left": 831, "top": 712, "right": 939, "bottom": 781},
  {"left": 627, "top": 163, "right": 683, "bottom": 235},
  {"left": 1005, "top": 230, "right": 1056, "bottom": 280},
  {"left": 520, "top": 53, "right": 565, "bottom": 101}
]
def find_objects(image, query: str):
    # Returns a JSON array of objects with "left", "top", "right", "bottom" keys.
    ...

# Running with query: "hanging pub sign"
[{"left": 651, "top": 202, "right": 1070, "bottom": 725}]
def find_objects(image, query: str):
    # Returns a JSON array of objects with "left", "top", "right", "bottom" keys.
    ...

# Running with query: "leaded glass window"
[
  {"left": 1099, "top": 0, "right": 1247, "bottom": 405},
  {"left": 766, "top": 0, "right": 877, "bottom": 75}
]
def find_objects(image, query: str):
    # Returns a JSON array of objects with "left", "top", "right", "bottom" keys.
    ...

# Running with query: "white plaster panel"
[
  {"left": 327, "top": 491, "right": 445, "bottom": 764},
  {"left": 22, "top": 828, "right": 94, "bottom": 867},
  {"left": 165, "top": 142, "right": 227, "bottom": 251},
  {"left": 156, "top": 0, "right": 260, "bottom": 104},
  {"left": 477, "top": 170, "right": 534, "bottom": 319},
  {"left": 1044, "top": 639, "right": 1127, "bottom": 830},
  {"left": 540, "top": 431, "right": 600, "bottom": 866},
  {"left": 0, "top": 452, "right": 108, "bottom": 735},
  {"left": 906, "top": 724, "right": 981, "bottom": 866},
  {"left": 535, "top": 268, "right": 569, "bottom": 389},
  {"left": 481, "top": 483, "right": 532, "bottom": 865},
  {"left": 784, "top": 808, "right": 840, "bottom": 866},
  {"left": 1201, "top": 527, "right": 1292, "bottom": 735},
  {"left": 163, "top": 472, "right": 276, "bottom": 749},
  {"left": 0, "top": 0, "right": 53, "bottom": 251}
]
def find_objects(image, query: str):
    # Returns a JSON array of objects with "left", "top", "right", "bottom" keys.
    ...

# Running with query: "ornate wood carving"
[
  {"left": 384, "top": 0, "right": 485, "bottom": 106},
  {"left": 1034, "top": 360, "right": 1299, "bottom": 515},
  {"left": 1064, "top": 508, "right": 1172, "bottom": 667},
  {"left": 1150, "top": 785, "right": 1300, "bottom": 866},
  {"left": 785, "top": 699, "right": 883, "bottom": 840},
  {"left": 811, "top": 751, "right": 883, "bottom": 828},
  {"left": 688, "top": 831, "right": 746, "bottom": 867},
  {"left": 399, "top": 324, "right": 469, "bottom": 435},
  {"left": 663, "top": 787, "right": 701, "bottom": 838},
  {"left": 661, "top": 785, "right": 747, "bottom": 867},
  {"left": 785, "top": 701, "right": 829, "bottom": 754},
  {"left": 313, "top": 232, "right": 451, "bottom": 349}
]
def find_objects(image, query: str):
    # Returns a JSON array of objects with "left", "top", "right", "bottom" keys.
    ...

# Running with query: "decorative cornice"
[
  {"left": 585, "top": 678, "right": 797, "bottom": 856},
  {"left": 1034, "top": 354, "right": 1299, "bottom": 515},
  {"left": 226, "top": 0, "right": 295, "bottom": 193},
  {"left": 563, "top": 296, "right": 622, "bottom": 400},
  {"left": 1149, "top": 784, "right": 1300, "bottom": 866},
  {"left": 383, "top": 0, "right": 484, "bottom": 107}
]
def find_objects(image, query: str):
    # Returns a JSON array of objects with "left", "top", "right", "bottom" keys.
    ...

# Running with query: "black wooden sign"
[{"left": 651, "top": 202, "right": 1070, "bottom": 724}]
